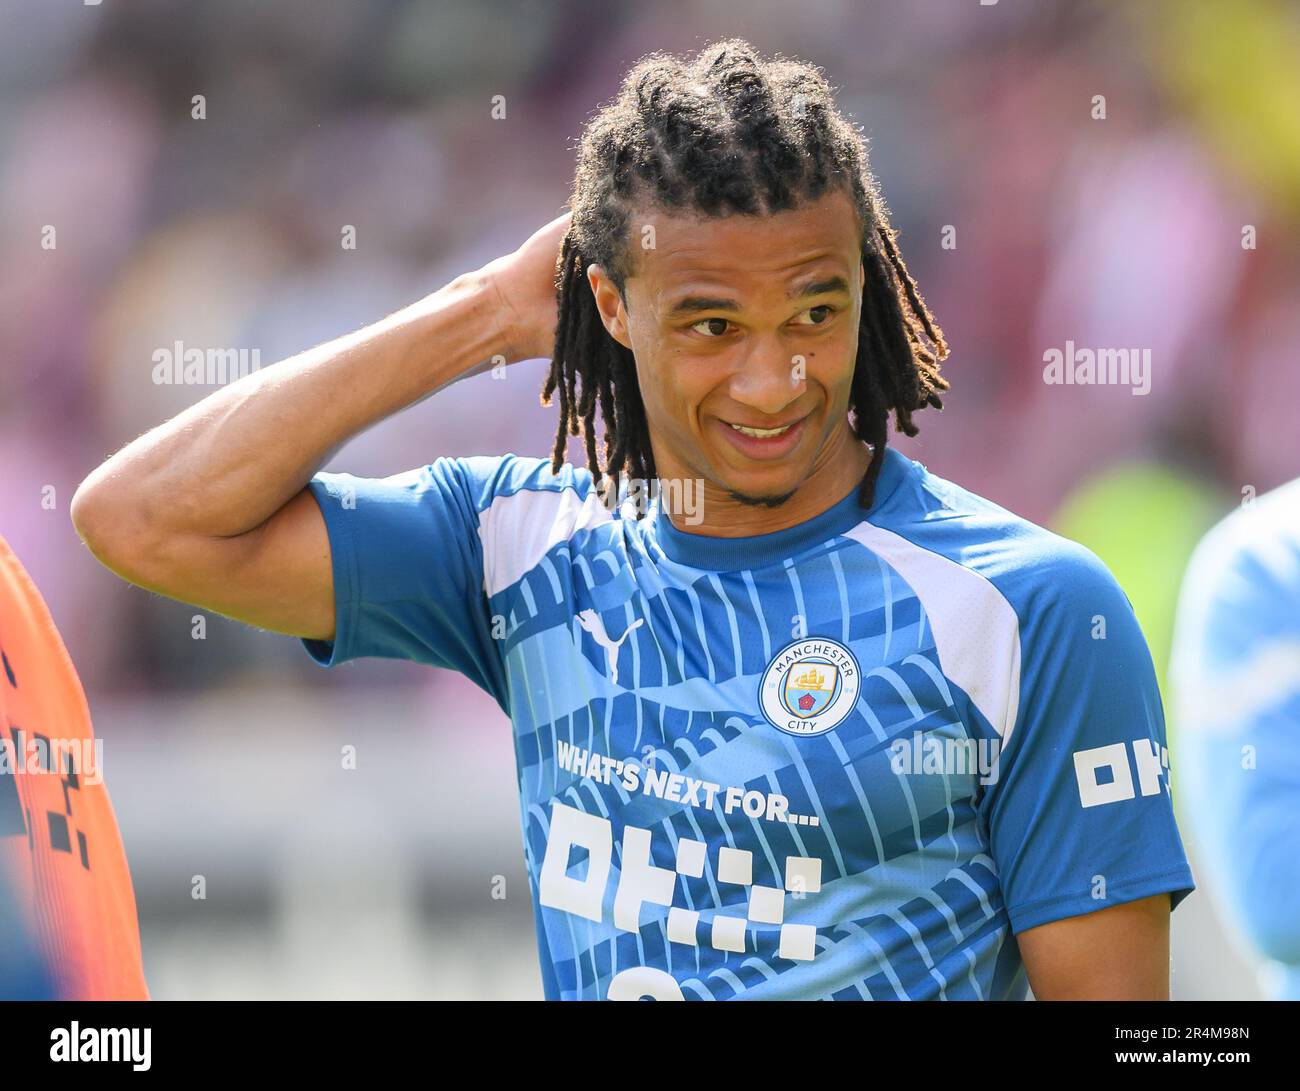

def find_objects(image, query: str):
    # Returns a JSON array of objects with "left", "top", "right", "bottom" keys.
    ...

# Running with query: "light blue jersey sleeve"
[
  {"left": 978, "top": 539, "right": 1195, "bottom": 934},
  {"left": 1171, "top": 488, "right": 1300, "bottom": 993},
  {"left": 299, "top": 454, "right": 511, "bottom": 710}
]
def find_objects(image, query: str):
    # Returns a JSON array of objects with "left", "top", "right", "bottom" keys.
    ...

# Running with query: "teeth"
[{"left": 729, "top": 421, "right": 794, "bottom": 438}]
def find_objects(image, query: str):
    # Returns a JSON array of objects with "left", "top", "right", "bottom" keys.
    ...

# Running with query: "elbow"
[
  {"left": 70, "top": 470, "right": 150, "bottom": 577},
  {"left": 70, "top": 474, "right": 110, "bottom": 554}
]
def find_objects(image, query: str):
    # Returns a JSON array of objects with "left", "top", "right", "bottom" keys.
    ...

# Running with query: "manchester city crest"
[{"left": 758, "top": 637, "right": 861, "bottom": 737}]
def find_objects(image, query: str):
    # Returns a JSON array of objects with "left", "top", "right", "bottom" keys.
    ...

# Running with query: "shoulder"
[
  {"left": 869, "top": 452, "right": 1131, "bottom": 625},
  {"left": 852, "top": 452, "right": 1140, "bottom": 745},
  {"left": 430, "top": 451, "right": 594, "bottom": 512},
  {"left": 1174, "top": 476, "right": 1300, "bottom": 682},
  {"left": 404, "top": 451, "right": 608, "bottom": 527},
  {"left": 455, "top": 453, "right": 617, "bottom": 597},
  {"left": 1180, "top": 477, "right": 1300, "bottom": 615},
  {"left": 459, "top": 450, "right": 608, "bottom": 521}
]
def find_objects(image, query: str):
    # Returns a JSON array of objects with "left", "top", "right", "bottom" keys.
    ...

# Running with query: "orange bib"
[{"left": 0, "top": 534, "right": 148, "bottom": 1000}]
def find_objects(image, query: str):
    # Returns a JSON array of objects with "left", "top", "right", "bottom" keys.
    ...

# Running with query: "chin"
[
  {"left": 724, "top": 487, "right": 798, "bottom": 510},
  {"left": 717, "top": 466, "right": 808, "bottom": 509}
]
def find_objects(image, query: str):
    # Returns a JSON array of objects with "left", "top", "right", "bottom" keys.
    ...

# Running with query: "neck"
[{"left": 659, "top": 426, "right": 874, "bottom": 538}]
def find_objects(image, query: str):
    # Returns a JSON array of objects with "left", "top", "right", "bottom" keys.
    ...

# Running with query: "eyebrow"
[{"left": 665, "top": 275, "right": 852, "bottom": 318}]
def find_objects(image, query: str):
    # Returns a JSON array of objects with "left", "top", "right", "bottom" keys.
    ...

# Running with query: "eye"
[
  {"left": 792, "top": 304, "right": 836, "bottom": 326},
  {"left": 690, "top": 317, "right": 733, "bottom": 338}
]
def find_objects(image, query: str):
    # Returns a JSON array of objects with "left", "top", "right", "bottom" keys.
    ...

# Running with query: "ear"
[{"left": 587, "top": 263, "right": 633, "bottom": 350}]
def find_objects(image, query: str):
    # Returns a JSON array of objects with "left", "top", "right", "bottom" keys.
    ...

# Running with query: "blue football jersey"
[
  {"left": 1171, "top": 477, "right": 1300, "bottom": 1000},
  {"left": 301, "top": 444, "right": 1194, "bottom": 1000}
]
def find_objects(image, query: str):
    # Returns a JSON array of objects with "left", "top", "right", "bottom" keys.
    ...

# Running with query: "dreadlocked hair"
[{"left": 540, "top": 38, "right": 949, "bottom": 517}]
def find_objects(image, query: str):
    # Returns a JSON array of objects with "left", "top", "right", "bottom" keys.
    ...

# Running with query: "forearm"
[{"left": 73, "top": 268, "right": 510, "bottom": 546}]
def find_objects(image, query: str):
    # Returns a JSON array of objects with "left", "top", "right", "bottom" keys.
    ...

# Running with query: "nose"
[{"left": 727, "top": 338, "right": 808, "bottom": 417}]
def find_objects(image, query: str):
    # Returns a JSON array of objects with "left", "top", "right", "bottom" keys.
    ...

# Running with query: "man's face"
[{"left": 588, "top": 187, "right": 865, "bottom": 508}]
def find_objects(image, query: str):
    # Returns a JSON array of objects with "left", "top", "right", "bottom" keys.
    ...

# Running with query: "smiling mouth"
[
  {"left": 716, "top": 414, "right": 811, "bottom": 461},
  {"left": 726, "top": 419, "right": 802, "bottom": 438}
]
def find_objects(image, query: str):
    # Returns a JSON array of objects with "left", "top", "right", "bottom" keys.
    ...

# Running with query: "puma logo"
[{"left": 576, "top": 609, "right": 644, "bottom": 686}]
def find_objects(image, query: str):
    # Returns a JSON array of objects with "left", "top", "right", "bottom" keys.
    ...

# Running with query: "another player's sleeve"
[
  {"left": 1171, "top": 522, "right": 1300, "bottom": 974},
  {"left": 980, "top": 540, "right": 1195, "bottom": 934},
  {"left": 299, "top": 454, "right": 508, "bottom": 707}
]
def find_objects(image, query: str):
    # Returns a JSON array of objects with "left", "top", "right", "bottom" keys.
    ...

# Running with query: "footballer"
[
  {"left": 71, "top": 39, "right": 1194, "bottom": 1000},
  {"left": 1171, "top": 476, "right": 1300, "bottom": 1000}
]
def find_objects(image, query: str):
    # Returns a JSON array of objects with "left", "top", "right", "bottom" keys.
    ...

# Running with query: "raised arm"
[{"left": 71, "top": 213, "right": 570, "bottom": 642}]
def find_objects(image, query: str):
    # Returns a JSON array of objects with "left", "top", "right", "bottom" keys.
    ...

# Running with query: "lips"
[
  {"left": 727, "top": 420, "right": 801, "bottom": 438},
  {"left": 715, "top": 414, "right": 808, "bottom": 460}
]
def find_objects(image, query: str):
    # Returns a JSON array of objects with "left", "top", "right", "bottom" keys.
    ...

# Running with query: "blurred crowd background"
[{"left": 1, "top": 0, "right": 1297, "bottom": 998}]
